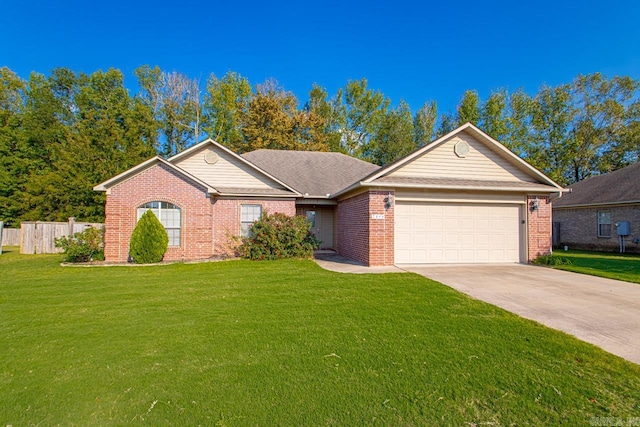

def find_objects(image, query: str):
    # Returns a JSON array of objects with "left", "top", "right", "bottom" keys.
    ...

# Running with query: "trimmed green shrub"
[
  {"left": 239, "top": 212, "right": 320, "bottom": 260},
  {"left": 55, "top": 227, "right": 104, "bottom": 262},
  {"left": 532, "top": 253, "right": 573, "bottom": 266},
  {"left": 129, "top": 210, "right": 169, "bottom": 264}
]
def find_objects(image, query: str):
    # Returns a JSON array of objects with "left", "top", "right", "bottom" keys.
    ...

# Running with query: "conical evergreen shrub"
[{"left": 129, "top": 210, "right": 169, "bottom": 263}]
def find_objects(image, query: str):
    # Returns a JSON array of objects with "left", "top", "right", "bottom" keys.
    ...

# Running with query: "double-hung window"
[
  {"left": 241, "top": 204, "right": 262, "bottom": 237},
  {"left": 137, "top": 201, "right": 181, "bottom": 246},
  {"left": 597, "top": 211, "right": 611, "bottom": 238}
]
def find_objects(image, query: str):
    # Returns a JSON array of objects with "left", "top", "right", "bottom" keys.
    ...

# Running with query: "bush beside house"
[
  {"left": 129, "top": 210, "right": 169, "bottom": 263},
  {"left": 240, "top": 212, "right": 320, "bottom": 260},
  {"left": 55, "top": 227, "right": 105, "bottom": 262}
]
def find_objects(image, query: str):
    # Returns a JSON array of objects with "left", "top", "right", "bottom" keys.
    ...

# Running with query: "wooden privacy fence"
[
  {"left": 2, "top": 227, "right": 20, "bottom": 246},
  {"left": 20, "top": 218, "right": 104, "bottom": 254}
]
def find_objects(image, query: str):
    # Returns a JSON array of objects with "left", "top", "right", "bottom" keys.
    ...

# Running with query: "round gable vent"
[
  {"left": 454, "top": 140, "right": 470, "bottom": 158},
  {"left": 204, "top": 151, "right": 219, "bottom": 164}
]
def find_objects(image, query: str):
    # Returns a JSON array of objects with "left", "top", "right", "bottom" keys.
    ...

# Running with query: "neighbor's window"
[
  {"left": 241, "top": 204, "right": 262, "bottom": 237},
  {"left": 597, "top": 211, "right": 611, "bottom": 238},
  {"left": 137, "top": 201, "right": 181, "bottom": 246}
]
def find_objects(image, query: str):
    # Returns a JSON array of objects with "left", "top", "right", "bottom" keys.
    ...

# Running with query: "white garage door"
[{"left": 395, "top": 202, "right": 521, "bottom": 264}]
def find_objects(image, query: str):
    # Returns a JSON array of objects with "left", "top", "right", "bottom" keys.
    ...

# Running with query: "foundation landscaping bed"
[{"left": 1, "top": 247, "right": 639, "bottom": 425}]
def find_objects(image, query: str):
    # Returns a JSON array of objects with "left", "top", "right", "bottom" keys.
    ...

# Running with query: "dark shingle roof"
[
  {"left": 242, "top": 150, "right": 380, "bottom": 197},
  {"left": 553, "top": 162, "right": 640, "bottom": 207}
]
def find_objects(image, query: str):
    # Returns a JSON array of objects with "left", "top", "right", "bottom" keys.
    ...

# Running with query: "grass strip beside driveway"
[
  {"left": 552, "top": 250, "right": 640, "bottom": 284},
  {"left": 1, "top": 248, "right": 639, "bottom": 425}
]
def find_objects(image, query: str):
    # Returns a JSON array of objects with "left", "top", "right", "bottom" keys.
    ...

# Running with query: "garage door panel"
[{"left": 395, "top": 202, "right": 521, "bottom": 264}]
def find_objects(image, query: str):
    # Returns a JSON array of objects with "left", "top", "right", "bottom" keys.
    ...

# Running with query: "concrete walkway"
[
  {"left": 313, "top": 251, "right": 404, "bottom": 274},
  {"left": 313, "top": 253, "right": 640, "bottom": 365}
]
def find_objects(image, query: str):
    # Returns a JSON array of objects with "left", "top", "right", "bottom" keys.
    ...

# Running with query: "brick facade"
[
  {"left": 526, "top": 195, "right": 552, "bottom": 261},
  {"left": 336, "top": 190, "right": 394, "bottom": 267},
  {"left": 211, "top": 198, "right": 296, "bottom": 257},
  {"left": 553, "top": 204, "right": 640, "bottom": 253},
  {"left": 103, "top": 164, "right": 295, "bottom": 262},
  {"left": 103, "top": 165, "right": 556, "bottom": 266}
]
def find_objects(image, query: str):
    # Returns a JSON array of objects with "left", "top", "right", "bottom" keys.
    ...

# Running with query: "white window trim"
[
  {"left": 597, "top": 210, "right": 611, "bottom": 238},
  {"left": 241, "top": 204, "right": 262, "bottom": 237},
  {"left": 137, "top": 201, "right": 182, "bottom": 246}
]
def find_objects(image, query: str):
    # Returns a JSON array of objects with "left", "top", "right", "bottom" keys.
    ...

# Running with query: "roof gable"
[
  {"left": 554, "top": 162, "right": 640, "bottom": 207},
  {"left": 167, "top": 139, "right": 300, "bottom": 196},
  {"left": 93, "top": 157, "right": 217, "bottom": 194},
  {"left": 365, "top": 123, "right": 563, "bottom": 189}
]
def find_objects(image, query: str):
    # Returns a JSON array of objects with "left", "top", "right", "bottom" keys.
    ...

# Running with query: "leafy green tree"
[
  {"left": 307, "top": 83, "right": 345, "bottom": 152},
  {"left": 29, "top": 69, "right": 157, "bottom": 222},
  {"left": 372, "top": 100, "right": 416, "bottom": 165},
  {"left": 531, "top": 84, "right": 574, "bottom": 184},
  {"left": 241, "top": 80, "right": 328, "bottom": 152},
  {"left": 203, "top": 71, "right": 251, "bottom": 151},
  {"left": 129, "top": 210, "right": 169, "bottom": 263},
  {"left": 435, "top": 112, "right": 455, "bottom": 137},
  {"left": 504, "top": 89, "right": 534, "bottom": 158},
  {"left": 17, "top": 70, "right": 77, "bottom": 221},
  {"left": 135, "top": 65, "right": 201, "bottom": 156},
  {"left": 414, "top": 100, "right": 437, "bottom": 147},
  {"left": 481, "top": 90, "right": 508, "bottom": 142},
  {"left": 0, "top": 67, "right": 26, "bottom": 226},
  {"left": 341, "top": 79, "right": 389, "bottom": 158},
  {"left": 566, "top": 73, "right": 639, "bottom": 182},
  {"left": 456, "top": 90, "right": 480, "bottom": 125}
]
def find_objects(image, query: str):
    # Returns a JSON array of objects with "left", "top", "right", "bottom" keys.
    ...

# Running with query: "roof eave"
[
  {"left": 216, "top": 192, "right": 298, "bottom": 198},
  {"left": 360, "top": 181, "right": 566, "bottom": 193},
  {"left": 553, "top": 199, "right": 640, "bottom": 209}
]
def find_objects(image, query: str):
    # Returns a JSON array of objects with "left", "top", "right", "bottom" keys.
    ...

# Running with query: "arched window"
[{"left": 137, "top": 201, "right": 181, "bottom": 246}]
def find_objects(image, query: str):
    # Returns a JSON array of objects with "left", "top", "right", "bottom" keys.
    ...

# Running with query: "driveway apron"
[{"left": 399, "top": 264, "right": 640, "bottom": 365}]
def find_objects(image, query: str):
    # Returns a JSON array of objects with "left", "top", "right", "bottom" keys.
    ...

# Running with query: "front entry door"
[{"left": 301, "top": 207, "right": 334, "bottom": 249}]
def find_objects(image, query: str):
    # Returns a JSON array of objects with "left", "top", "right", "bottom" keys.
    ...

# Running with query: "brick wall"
[
  {"left": 553, "top": 204, "right": 640, "bottom": 253},
  {"left": 368, "top": 191, "right": 395, "bottom": 266},
  {"left": 526, "top": 195, "right": 552, "bottom": 261},
  {"left": 211, "top": 198, "right": 296, "bottom": 257},
  {"left": 104, "top": 163, "right": 295, "bottom": 262},
  {"left": 336, "top": 190, "right": 395, "bottom": 266}
]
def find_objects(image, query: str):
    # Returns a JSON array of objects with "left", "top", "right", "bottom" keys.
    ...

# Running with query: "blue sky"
[{"left": 2, "top": 0, "right": 639, "bottom": 114}]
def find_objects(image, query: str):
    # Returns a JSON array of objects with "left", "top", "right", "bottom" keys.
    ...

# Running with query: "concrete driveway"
[{"left": 399, "top": 264, "right": 640, "bottom": 365}]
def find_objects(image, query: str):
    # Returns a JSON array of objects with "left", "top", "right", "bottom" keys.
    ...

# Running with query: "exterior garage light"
[{"left": 530, "top": 197, "right": 540, "bottom": 211}]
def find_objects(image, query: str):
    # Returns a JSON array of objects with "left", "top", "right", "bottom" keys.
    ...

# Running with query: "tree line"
[{"left": 1, "top": 66, "right": 638, "bottom": 226}]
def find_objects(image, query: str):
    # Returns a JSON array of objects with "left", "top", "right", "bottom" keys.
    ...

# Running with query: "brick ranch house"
[
  {"left": 553, "top": 161, "right": 640, "bottom": 253},
  {"left": 94, "top": 123, "right": 565, "bottom": 266}
]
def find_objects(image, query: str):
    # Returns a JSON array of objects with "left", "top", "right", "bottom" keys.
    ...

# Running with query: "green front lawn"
[
  {"left": 1, "top": 248, "right": 639, "bottom": 425},
  {"left": 552, "top": 249, "right": 640, "bottom": 283}
]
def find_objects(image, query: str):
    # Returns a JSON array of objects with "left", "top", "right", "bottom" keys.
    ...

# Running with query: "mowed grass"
[
  {"left": 1, "top": 248, "right": 639, "bottom": 426},
  {"left": 553, "top": 250, "right": 640, "bottom": 284}
]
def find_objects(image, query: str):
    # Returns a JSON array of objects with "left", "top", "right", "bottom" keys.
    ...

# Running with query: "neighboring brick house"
[
  {"left": 552, "top": 162, "right": 640, "bottom": 253},
  {"left": 95, "top": 123, "right": 564, "bottom": 265}
]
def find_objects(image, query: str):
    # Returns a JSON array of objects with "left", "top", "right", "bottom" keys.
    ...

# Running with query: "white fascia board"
[{"left": 360, "top": 181, "right": 564, "bottom": 193}]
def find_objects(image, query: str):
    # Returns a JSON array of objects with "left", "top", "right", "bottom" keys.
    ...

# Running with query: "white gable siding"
[
  {"left": 388, "top": 131, "right": 536, "bottom": 182},
  {"left": 173, "top": 146, "right": 285, "bottom": 189}
]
